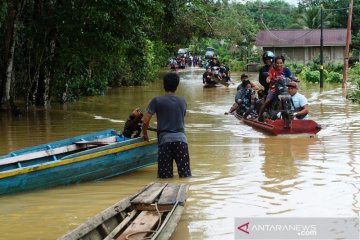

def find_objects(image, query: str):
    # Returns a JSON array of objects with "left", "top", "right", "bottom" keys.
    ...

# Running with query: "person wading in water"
[{"left": 142, "top": 73, "right": 192, "bottom": 178}]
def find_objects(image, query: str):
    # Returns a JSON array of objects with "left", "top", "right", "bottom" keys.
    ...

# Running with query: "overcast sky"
[{"left": 284, "top": 0, "right": 300, "bottom": 6}]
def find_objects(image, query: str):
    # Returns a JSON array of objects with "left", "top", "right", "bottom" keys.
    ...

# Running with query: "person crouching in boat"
[
  {"left": 243, "top": 89, "right": 265, "bottom": 119},
  {"left": 121, "top": 108, "right": 143, "bottom": 138},
  {"left": 286, "top": 82, "right": 309, "bottom": 120},
  {"left": 234, "top": 80, "right": 257, "bottom": 117},
  {"left": 225, "top": 80, "right": 259, "bottom": 116},
  {"left": 257, "top": 55, "right": 296, "bottom": 122}
]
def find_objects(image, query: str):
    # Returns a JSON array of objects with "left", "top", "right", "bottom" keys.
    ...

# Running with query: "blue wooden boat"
[{"left": 0, "top": 129, "right": 158, "bottom": 195}]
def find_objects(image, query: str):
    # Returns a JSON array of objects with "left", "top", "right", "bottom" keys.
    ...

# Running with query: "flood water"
[{"left": 0, "top": 67, "right": 360, "bottom": 240}]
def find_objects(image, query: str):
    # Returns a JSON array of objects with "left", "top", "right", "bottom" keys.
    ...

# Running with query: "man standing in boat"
[
  {"left": 142, "top": 73, "right": 192, "bottom": 178},
  {"left": 258, "top": 51, "right": 275, "bottom": 95},
  {"left": 287, "top": 82, "right": 309, "bottom": 120}
]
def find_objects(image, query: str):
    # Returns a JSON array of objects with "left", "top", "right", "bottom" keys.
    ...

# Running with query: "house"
[{"left": 255, "top": 29, "right": 348, "bottom": 64}]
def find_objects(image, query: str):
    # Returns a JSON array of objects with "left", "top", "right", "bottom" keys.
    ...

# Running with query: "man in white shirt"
[{"left": 286, "top": 82, "right": 309, "bottom": 120}]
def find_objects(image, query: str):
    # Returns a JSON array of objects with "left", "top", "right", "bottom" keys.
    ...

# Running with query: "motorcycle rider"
[{"left": 257, "top": 55, "right": 295, "bottom": 122}]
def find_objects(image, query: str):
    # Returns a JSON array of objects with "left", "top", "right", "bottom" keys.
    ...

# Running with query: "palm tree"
[{"left": 290, "top": 6, "right": 331, "bottom": 29}]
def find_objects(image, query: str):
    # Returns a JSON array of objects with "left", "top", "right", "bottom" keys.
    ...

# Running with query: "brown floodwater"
[{"left": 0, "top": 67, "right": 359, "bottom": 240}]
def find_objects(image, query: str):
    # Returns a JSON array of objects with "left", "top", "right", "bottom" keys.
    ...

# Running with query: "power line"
[
  {"left": 257, "top": 4, "right": 360, "bottom": 12},
  {"left": 259, "top": 14, "right": 320, "bottom": 43}
]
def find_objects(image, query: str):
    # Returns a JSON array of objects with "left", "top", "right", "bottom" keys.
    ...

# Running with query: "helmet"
[{"left": 262, "top": 51, "right": 275, "bottom": 63}]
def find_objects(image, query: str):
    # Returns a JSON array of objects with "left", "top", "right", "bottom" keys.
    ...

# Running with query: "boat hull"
[
  {"left": 0, "top": 130, "right": 158, "bottom": 195},
  {"left": 59, "top": 182, "right": 189, "bottom": 240},
  {"left": 235, "top": 113, "right": 321, "bottom": 135}
]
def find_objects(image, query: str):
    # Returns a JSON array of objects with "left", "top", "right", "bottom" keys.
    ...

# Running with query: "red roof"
[{"left": 255, "top": 29, "right": 348, "bottom": 47}]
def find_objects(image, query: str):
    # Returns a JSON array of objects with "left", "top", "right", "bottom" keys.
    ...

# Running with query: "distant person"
[
  {"left": 203, "top": 67, "right": 216, "bottom": 86},
  {"left": 219, "top": 61, "right": 231, "bottom": 82},
  {"left": 208, "top": 56, "right": 220, "bottom": 68},
  {"left": 142, "top": 73, "right": 192, "bottom": 178}
]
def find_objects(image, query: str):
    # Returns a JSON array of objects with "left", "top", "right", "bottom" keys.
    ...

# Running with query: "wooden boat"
[
  {"left": 203, "top": 84, "right": 219, "bottom": 88},
  {"left": 234, "top": 113, "right": 321, "bottom": 135},
  {"left": 211, "top": 75, "right": 229, "bottom": 87},
  {"left": 0, "top": 129, "right": 158, "bottom": 195},
  {"left": 59, "top": 182, "right": 189, "bottom": 240}
]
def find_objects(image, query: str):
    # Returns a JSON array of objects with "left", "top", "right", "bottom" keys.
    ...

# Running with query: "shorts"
[
  {"left": 266, "top": 91, "right": 279, "bottom": 102},
  {"left": 158, "top": 142, "right": 192, "bottom": 178}
]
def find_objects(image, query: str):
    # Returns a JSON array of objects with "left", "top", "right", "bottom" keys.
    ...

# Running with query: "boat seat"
[
  {"left": 74, "top": 141, "right": 112, "bottom": 146},
  {"left": 0, "top": 136, "right": 117, "bottom": 167}
]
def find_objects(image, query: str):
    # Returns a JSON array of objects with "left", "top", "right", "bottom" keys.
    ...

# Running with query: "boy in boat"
[
  {"left": 142, "top": 73, "right": 192, "bottom": 178},
  {"left": 121, "top": 108, "right": 143, "bottom": 138}
]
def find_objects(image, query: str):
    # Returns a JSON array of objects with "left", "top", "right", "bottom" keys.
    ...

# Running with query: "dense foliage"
[{"left": 1, "top": 0, "right": 360, "bottom": 111}]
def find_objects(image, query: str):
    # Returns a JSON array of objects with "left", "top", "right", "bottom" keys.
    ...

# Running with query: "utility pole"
[
  {"left": 343, "top": 0, "right": 353, "bottom": 88},
  {"left": 320, "top": 3, "right": 324, "bottom": 89}
]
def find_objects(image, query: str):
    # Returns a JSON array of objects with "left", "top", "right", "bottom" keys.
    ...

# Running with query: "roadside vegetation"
[{"left": 1, "top": 0, "right": 360, "bottom": 112}]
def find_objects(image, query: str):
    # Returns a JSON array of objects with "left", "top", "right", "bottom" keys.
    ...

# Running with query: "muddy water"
[{"left": 0, "top": 67, "right": 359, "bottom": 240}]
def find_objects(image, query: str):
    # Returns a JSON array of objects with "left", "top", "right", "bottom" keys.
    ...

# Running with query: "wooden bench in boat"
[
  {"left": 0, "top": 136, "right": 117, "bottom": 167},
  {"left": 59, "top": 182, "right": 189, "bottom": 240},
  {"left": 115, "top": 183, "right": 189, "bottom": 240}
]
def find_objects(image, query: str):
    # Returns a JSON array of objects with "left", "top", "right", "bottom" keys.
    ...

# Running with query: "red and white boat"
[{"left": 234, "top": 113, "right": 321, "bottom": 135}]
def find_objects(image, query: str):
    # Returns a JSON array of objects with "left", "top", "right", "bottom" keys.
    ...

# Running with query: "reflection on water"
[
  {"left": 0, "top": 67, "right": 360, "bottom": 240},
  {"left": 261, "top": 137, "right": 318, "bottom": 195}
]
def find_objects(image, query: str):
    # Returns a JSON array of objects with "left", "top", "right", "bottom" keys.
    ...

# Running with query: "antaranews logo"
[
  {"left": 235, "top": 217, "right": 359, "bottom": 239},
  {"left": 237, "top": 222, "right": 250, "bottom": 234}
]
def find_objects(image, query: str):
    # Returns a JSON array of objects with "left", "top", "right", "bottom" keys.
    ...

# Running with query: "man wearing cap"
[
  {"left": 209, "top": 56, "right": 220, "bottom": 68},
  {"left": 287, "top": 82, "right": 309, "bottom": 120},
  {"left": 237, "top": 74, "right": 259, "bottom": 91}
]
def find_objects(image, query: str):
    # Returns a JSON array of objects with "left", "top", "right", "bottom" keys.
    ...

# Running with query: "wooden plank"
[
  {"left": 0, "top": 136, "right": 117, "bottom": 166},
  {"left": 116, "top": 211, "right": 161, "bottom": 240},
  {"left": 74, "top": 141, "right": 111, "bottom": 147},
  {"left": 157, "top": 183, "right": 180, "bottom": 205},
  {"left": 103, "top": 210, "right": 138, "bottom": 240},
  {"left": 152, "top": 205, "right": 184, "bottom": 240},
  {"left": 132, "top": 204, "right": 173, "bottom": 212},
  {"left": 59, "top": 199, "right": 131, "bottom": 240},
  {"left": 175, "top": 184, "right": 189, "bottom": 205},
  {"left": 211, "top": 75, "right": 230, "bottom": 87},
  {"left": 74, "top": 137, "right": 117, "bottom": 146},
  {"left": 131, "top": 183, "right": 167, "bottom": 205}
]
